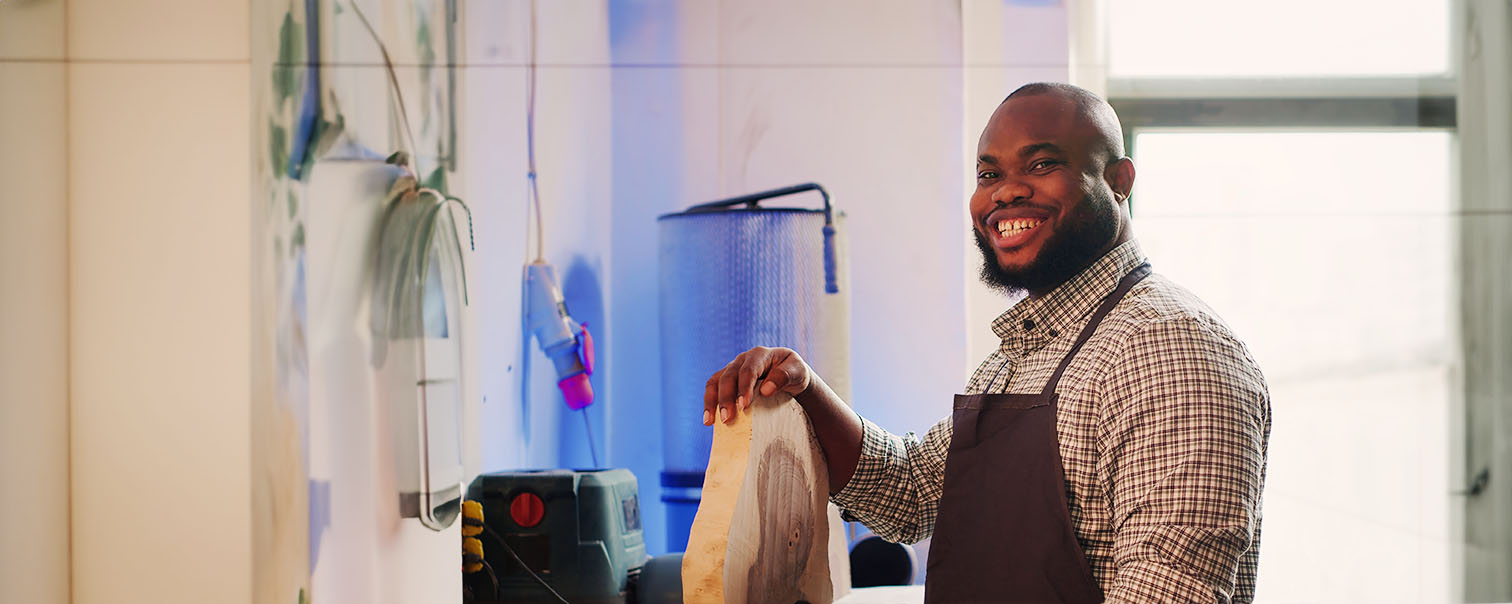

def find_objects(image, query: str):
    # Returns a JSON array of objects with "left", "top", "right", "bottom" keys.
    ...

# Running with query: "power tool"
[{"left": 463, "top": 469, "right": 652, "bottom": 603}]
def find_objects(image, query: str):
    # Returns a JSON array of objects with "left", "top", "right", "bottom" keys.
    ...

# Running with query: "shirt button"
[
  {"left": 1048, "top": 329, "right": 1059, "bottom": 337},
  {"left": 1023, "top": 319, "right": 1035, "bottom": 330}
]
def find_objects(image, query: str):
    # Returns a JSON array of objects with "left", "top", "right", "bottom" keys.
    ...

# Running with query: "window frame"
[{"left": 1110, "top": 77, "right": 1457, "bottom": 216}]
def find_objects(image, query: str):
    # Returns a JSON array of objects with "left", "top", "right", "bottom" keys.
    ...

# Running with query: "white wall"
[
  {"left": 702, "top": 0, "right": 971, "bottom": 443},
  {"left": 602, "top": 0, "right": 972, "bottom": 555},
  {"left": 0, "top": 0, "right": 255, "bottom": 602},
  {"left": 961, "top": 0, "right": 1075, "bottom": 369},
  {"left": 3, "top": 1, "right": 253, "bottom": 602},
  {"left": 0, "top": 1, "right": 71, "bottom": 602},
  {"left": 456, "top": 0, "right": 996, "bottom": 556},
  {"left": 460, "top": 0, "right": 614, "bottom": 474},
  {"left": 68, "top": 0, "right": 253, "bottom": 597},
  {"left": 601, "top": 0, "right": 680, "bottom": 557}
]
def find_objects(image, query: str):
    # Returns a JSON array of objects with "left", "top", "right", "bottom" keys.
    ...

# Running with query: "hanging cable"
[
  {"left": 349, "top": 0, "right": 476, "bottom": 300},
  {"left": 349, "top": 0, "right": 425, "bottom": 182},
  {"left": 526, "top": 0, "right": 546, "bottom": 262},
  {"left": 583, "top": 411, "right": 600, "bottom": 468}
]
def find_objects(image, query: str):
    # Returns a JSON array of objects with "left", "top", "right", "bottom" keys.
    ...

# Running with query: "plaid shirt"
[{"left": 832, "top": 240, "right": 1271, "bottom": 603}]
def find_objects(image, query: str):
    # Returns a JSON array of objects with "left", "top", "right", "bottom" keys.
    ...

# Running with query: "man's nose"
[{"left": 990, "top": 177, "right": 1032, "bottom": 205}]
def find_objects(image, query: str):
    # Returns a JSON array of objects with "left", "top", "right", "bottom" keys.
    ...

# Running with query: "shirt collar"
[{"left": 991, "top": 240, "right": 1148, "bottom": 355}]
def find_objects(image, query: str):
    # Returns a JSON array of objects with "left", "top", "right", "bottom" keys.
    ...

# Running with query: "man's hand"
[
  {"left": 700, "top": 346, "right": 864, "bottom": 494},
  {"left": 703, "top": 346, "right": 813, "bottom": 426}
]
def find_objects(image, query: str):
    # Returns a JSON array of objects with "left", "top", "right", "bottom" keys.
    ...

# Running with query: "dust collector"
[{"left": 657, "top": 183, "right": 851, "bottom": 552}]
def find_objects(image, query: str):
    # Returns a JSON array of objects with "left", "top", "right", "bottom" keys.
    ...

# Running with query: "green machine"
[{"left": 466, "top": 469, "right": 666, "bottom": 603}]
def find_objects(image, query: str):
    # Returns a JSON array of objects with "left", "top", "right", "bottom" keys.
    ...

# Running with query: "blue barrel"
[{"left": 657, "top": 183, "right": 851, "bottom": 552}]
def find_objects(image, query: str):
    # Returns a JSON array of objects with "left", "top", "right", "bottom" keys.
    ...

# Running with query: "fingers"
[
  {"left": 716, "top": 349, "right": 760, "bottom": 424},
  {"left": 735, "top": 347, "right": 774, "bottom": 412},
  {"left": 703, "top": 373, "right": 719, "bottom": 426},
  {"left": 703, "top": 347, "right": 812, "bottom": 427},
  {"left": 704, "top": 353, "right": 753, "bottom": 426}
]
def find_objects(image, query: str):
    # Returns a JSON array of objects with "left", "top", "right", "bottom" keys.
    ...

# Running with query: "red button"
[{"left": 510, "top": 492, "right": 545, "bottom": 527}]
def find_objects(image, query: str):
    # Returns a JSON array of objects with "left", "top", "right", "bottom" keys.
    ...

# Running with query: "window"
[
  {"left": 1105, "top": 2, "right": 1461, "bottom": 600},
  {"left": 1131, "top": 131, "right": 1454, "bottom": 600}
]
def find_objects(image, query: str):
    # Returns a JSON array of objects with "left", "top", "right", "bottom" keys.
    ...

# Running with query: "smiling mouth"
[{"left": 996, "top": 218, "right": 1045, "bottom": 241}]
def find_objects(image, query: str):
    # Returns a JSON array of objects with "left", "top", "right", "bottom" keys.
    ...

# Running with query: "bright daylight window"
[
  {"left": 1107, "top": 1, "right": 1457, "bottom": 601},
  {"left": 1132, "top": 132, "right": 1454, "bottom": 601}
]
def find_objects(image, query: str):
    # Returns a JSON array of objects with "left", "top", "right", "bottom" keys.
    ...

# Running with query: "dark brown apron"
[{"left": 925, "top": 264, "right": 1151, "bottom": 603}]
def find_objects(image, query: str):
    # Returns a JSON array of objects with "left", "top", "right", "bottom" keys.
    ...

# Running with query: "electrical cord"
[
  {"left": 353, "top": 4, "right": 598, "bottom": 574},
  {"left": 342, "top": 9, "right": 576, "bottom": 599},
  {"left": 485, "top": 523, "right": 572, "bottom": 604},
  {"left": 462, "top": 551, "right": 502, "bottom": 600},
  {"left": 520, "top": 0, "right": 599, "bottom": 469},
  {"left": 345, "top": 3, "right": 478, "bottom": 316},
  {"left": 526, "top": 0, "right": 545, "bottom": 262},
  {"left": 480, "top": 560, "right": 501, "bottom": 599},
  {"left": 348, "top": 0, "right": 477, "bottom": 281},
  {"left": 583, "top": 411, "right": 600, "bottom": 468},
  {"left": 349, "top": 0, "right": 425, "bottom": 182}
]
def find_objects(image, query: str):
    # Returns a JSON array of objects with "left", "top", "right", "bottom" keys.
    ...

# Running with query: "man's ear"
[{"left": 1105, "top": 157, "right": 1135, "bottom": 203}]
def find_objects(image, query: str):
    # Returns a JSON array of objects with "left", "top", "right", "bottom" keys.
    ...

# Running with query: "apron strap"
[{"left": 1039, "top": 263, "right": 1152, "bottom": 396}]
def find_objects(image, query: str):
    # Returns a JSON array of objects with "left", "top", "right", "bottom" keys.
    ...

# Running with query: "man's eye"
[
  {"left": 977, "top": 170, "right": 999, "bottom": 179},
  {"left": 1031, "top": 159, "right": 1058, "bottom": 171}
]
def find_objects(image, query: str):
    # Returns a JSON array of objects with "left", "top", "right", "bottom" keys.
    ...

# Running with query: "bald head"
[{"left": 1004, "top": 82, "right": 1126, "bottom": 164}]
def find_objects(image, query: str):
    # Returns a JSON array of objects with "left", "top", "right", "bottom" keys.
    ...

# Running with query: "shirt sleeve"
[
  {"left": 1098, "top": 316, "right": 1270, "bottom": 604},
  {"left": 829, "top": 414, "right": 951, "bottom": 544}
]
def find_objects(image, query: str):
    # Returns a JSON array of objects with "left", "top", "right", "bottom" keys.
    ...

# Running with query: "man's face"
[{"left": 970, "top": 94, "right": 1124, "bottom": 295}]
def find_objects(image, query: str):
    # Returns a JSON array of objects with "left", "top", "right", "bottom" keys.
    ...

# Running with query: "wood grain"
[{"left": 684, "top": 395, "right": 850, "bottom": 604}]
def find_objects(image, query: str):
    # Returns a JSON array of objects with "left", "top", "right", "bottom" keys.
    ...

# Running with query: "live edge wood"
[{"left": 683, "top": 394, "right": 851, "bottom": 604}]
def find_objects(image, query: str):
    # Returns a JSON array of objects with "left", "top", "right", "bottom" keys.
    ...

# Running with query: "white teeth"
[{"left": 996, "top": 218, "right": 1042, "bottom": 236}]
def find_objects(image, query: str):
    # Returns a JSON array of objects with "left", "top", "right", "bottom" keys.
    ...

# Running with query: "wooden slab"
[{"left": 684, "top": 394, "right": 850, "bottom": 604}]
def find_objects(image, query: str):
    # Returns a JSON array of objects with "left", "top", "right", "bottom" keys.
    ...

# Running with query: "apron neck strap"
[{"left": 1040, "top": 263, "right": 1153, "bottom": 396}]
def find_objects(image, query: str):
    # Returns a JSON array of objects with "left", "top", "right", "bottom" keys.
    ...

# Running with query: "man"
[{"left": 703, "top": 82, "right": 1270, "bottom": 603}]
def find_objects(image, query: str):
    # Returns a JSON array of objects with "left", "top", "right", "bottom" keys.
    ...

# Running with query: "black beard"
[{"left": 974, "top": 188, "right": 1120, "bottom": 296}]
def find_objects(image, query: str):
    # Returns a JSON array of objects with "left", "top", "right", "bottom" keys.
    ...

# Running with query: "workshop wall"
[
  {"left": 4, "top": 0, "right": 256, "bottom": 602},
  {"left": 458, "top": 0, "right": 615, "bottom": 479},
  {"left": 599, "top": 0, "right": 968, "bottom": 556},
  {"left": 250, "top": 1, "right": 473, "bottom": 601},
  {"left": 595, "top": 0, "right": 1081, "bottom": 556},
  {"left": 0, "top": 2, "right": 71, "bottom": 602},
  {"left": 447, "top": 0, "right": 1081, "bottom": 557},
  {"left": 288, "top": 0, "right": 1083, "bottom": 568}
]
